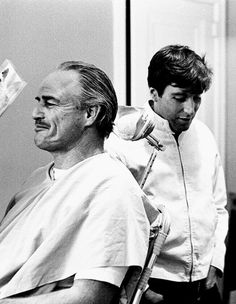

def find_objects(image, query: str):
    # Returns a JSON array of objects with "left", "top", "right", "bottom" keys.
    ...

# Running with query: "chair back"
[{"left": 119, "top": 204, "right": 170, "bottom": 304}]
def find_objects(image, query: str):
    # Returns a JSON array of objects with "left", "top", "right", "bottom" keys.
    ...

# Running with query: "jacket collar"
[{"left": 144, "top": 101, "right": 173, "bottom": 134}]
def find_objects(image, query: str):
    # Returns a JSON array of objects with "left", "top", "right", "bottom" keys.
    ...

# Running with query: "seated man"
[{"left": 0, "top": 61, "right": 151, "bottom": 304}]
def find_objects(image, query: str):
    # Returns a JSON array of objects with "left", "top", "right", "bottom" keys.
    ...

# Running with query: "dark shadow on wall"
[{"left": 223, "top": 192, "right": 236, "bottom": 304}]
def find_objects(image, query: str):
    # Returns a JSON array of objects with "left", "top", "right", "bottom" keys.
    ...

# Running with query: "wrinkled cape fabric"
[{"left": 0, "top": 153, "right": 150, "bottom": 299}]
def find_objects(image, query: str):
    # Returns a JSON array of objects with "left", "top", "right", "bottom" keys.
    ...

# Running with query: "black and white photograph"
[{"left": 0, "top": 1, "right": 234, "bottom": 303}]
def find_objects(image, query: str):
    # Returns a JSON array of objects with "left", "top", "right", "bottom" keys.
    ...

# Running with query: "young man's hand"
[
  {"left": 141, "top": 288, "right": 164, "bottom": 303},
  {"left": 204, "top": 265, "right": 221, "bottom": 290}
]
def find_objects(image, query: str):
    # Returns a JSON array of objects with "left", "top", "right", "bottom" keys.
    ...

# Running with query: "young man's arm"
[
  {"left": 0, "top": 279, "right": 119, "bottom": 304},
  {"left": 211, "top": 153, "right": 229, "bottom": 274}
]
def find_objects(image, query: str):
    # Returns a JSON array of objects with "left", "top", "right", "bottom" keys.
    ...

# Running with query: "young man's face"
[
  {"left": 33, "top": 70, "right": 87, "bottom": 152},
  {"left": 151, "top": 84, "right": 202, "bottom": 134}
]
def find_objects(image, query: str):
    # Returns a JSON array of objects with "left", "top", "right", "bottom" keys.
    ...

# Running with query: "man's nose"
[
  {"left": 32, "top": 103, "right": 45, "bottom": 120},
  {"left": 183, "top": 98, "right": 196, "bottom": 115}
]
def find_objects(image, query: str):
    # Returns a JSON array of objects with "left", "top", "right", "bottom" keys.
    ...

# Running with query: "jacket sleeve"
[{"left": 211, "top": 152, "right": 229, "bottom": 273}]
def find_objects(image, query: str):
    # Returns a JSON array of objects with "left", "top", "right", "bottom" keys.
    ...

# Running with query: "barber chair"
[{"left": 119, "top": 204, "right": 170, "bottom": 304}]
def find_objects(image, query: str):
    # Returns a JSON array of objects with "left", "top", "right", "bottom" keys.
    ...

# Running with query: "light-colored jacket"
[{"left": 105, "top": 103, "right": 228, "bottom": 282}]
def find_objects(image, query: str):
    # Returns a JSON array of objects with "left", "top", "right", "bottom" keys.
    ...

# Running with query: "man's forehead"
[
  {"left": 169, "top": 84, "right": 198, "bottom": 95},
  {"left": 39, "top": 70, "right": 80, "bottom": 96}
]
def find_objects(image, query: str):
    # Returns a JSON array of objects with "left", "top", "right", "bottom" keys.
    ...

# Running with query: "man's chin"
[
  {"left": 34, "top": 139, "right": 61, "bottom": 153},
  {"left": 172, "top": 124, "right": 191, "bottom": 134},
  {"left": 34, "top": 138, "right": 50, "bottom": 151},
  {"left": 181, "top": 124, "right": 191, "bottom": 132},
  {"left": 178, "top": 120, "right": 193, "bottom": 131}
]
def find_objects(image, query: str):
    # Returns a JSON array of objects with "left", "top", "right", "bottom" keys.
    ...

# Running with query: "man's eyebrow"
[
  {"left": 35, "top": 95, "right": 60, "bottom": 103},
  {"left": 171, "top": 92, "right": 186, "bottom": 96}
]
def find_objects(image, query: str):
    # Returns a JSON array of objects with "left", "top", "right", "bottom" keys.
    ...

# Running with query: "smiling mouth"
[
  {"left": 34, "top": 124, "right": 49, "bottom": 131},
  {"left": 178, "top": 117, "right": 191, "bottom": 122}
]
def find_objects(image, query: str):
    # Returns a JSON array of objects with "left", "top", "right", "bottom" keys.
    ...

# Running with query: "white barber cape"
[{"left": 0, "top": 153, "right": 150, "bottom": 299}]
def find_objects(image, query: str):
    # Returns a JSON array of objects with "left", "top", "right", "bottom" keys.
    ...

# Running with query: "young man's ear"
[
  {"left": 149, "top": 87, "right": 159, "bottom": 100},
  {"left": 84, "top": 105, "right": 101, "bottom": 127}
]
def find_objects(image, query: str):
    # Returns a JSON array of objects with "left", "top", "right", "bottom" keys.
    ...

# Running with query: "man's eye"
[
  {"left": 45, "top": 101, "right": 56, "bottom": 107},
  {"left": 174, "top": 97, "right": 185, "bottom": 102}
]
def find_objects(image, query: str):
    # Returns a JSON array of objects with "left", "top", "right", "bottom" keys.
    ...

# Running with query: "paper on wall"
[{"left": 0, "top": 59, "right": 27, "bottom": 117}]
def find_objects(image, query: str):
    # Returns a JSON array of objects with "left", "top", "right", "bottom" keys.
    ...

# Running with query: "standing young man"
[{"left": 106, "top": 45, "right": 228, "bottom": 304}]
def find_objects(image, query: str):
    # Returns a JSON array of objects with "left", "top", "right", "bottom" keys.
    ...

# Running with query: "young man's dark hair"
[{"left": 147, "top": 44, "right": 213, "bottom": 96}]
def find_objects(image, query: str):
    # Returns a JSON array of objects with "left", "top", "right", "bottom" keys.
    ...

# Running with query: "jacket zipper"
[{"left": 175, "top": 137, "right": 194, "bottom": 281}]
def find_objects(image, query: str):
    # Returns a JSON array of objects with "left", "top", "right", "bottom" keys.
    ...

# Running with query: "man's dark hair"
[
  {"left": 147, "top": 44, "right": 213, "bottom": 96},
  {"left": 58, "top": 61, "right": 118, "bottom": 138}
]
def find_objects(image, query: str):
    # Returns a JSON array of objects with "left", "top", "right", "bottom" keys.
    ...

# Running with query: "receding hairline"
[{"left": 38, "top": 69, "right": 82, "bottom": 101}]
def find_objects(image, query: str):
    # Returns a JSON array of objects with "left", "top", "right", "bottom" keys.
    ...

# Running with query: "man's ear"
[
  {"left": 149, "top": 87, "right": 159, "bottom": 100},
  {"left": 84, "top": 105, "right": 101, "bottom": 127}
]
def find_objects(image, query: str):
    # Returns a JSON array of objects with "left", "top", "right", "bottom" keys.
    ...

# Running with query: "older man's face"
[{"left": 33, "top": 70, "right": 87, "bottom": 152}]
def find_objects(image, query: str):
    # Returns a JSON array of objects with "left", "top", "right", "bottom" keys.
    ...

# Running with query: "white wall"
[
  {"left": 226, "top": 0, "right": 236, "bottom": 197},
  {"left": 0, "top": 0, "right": 114, "bottom": 219}
]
